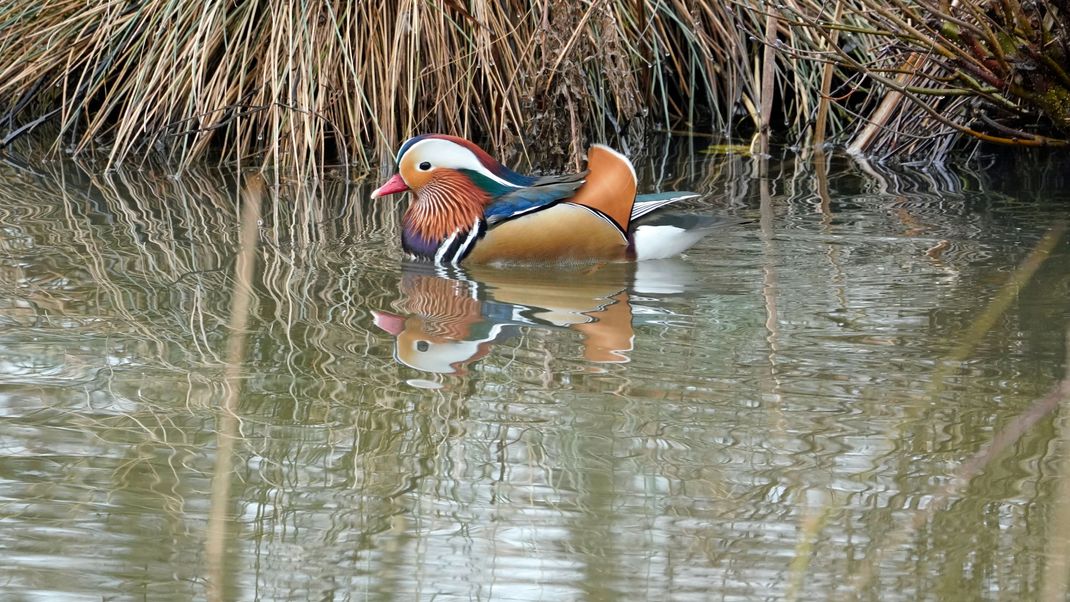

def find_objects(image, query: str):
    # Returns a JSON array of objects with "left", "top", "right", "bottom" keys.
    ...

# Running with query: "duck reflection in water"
[{"left": 373, "top": 260, "right": 698, "bottom": 374}]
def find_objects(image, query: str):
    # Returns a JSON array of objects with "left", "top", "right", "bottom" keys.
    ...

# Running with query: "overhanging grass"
[
  {"left": 0, "top": 1, "right": 775, "bottom": 172},
  {"left": 0, "top": 1, "right": 1066, "bottom": 173}
]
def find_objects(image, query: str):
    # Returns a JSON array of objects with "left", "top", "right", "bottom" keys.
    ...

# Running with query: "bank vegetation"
[{"left": 0, "top": 0, "right": 1066, "bottom": 173}]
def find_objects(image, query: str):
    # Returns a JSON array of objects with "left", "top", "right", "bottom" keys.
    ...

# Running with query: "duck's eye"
[
  {"left": 418, "top": 161, "right": 432, "bottom": 171},
  {"left": 416, "top": 340, "right": 430, "bottom": 352}
]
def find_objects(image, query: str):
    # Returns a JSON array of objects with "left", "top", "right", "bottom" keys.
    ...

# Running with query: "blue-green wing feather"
[{"left": 483, "top": 171, "right": 588, "bottom": 224}]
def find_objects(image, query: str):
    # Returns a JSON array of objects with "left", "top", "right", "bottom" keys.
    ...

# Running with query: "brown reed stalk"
[
  {"left": 0, "top": 1, "right": 775, "bottom": 173},
  {"left": 9, "top": 0, "right": 1058, "bottom": 170},
  {"left": 766, "top": 0, "right": 1070, "bottom": 160}
]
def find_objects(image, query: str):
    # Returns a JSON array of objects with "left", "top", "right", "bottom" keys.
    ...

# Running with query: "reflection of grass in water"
[
  {"left": 0, "top": 163, "right": 490, "bottom": 600},
  {"left": 1, "top": 159, "right": 401, "bottom": 376},
  {"left": 207, "top": 174, "right": 261, "bottom": 599},
  {"left": 0, "top": 160, "right": 414, "bottom": 534},
  {"left": 741, "top": 155, "right": 1068, "bottom": 597},
  {"left": 1042, "top": 329, "right": 1070, "bottom": 598},
  {"left": 845, "top": 221, "right": 1069, "bottom": 595},
  {"left": 2, "top": 151, "right": 1066, "bottom": 597}
]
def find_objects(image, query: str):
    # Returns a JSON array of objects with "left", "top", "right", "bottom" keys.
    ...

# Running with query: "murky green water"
[{"left": 1, "top": 145, "right": 1068, "bottom": 600}]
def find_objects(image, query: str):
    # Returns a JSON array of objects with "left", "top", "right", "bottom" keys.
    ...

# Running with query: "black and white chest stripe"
[{"left": 433, "top": 217, "right": 487, "bottom": 265}]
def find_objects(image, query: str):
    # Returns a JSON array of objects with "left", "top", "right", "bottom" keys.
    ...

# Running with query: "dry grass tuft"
[
  {"left": 0, "top": 1, "right": 775, "bottom": 173},
  {"left": 1, "top": 1, "right": 1065, "bottom": 172},
  {"left": 768, "top": 0, "right": 1070, "bottom": 160}
]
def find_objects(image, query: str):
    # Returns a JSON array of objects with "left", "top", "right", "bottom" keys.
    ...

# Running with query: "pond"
[{"left": 1, "top": 142, "right": 1068, "bottom": 600}]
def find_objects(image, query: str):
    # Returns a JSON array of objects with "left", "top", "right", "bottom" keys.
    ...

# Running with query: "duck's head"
[{"left": 370, "top": 134, "right": 532, "bottom": 200}]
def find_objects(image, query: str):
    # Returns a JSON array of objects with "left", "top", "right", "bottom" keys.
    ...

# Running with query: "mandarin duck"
[
  {"left": 373, "top": 263, "right": 639, "bottom": 374},
  {"left": 371, "top": 134, "right": 717, "bottom": 265}
]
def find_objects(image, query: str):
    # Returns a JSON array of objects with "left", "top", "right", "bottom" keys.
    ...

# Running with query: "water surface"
[{"left": 1, "top": 146, "right": 1068, "bottom": 600}]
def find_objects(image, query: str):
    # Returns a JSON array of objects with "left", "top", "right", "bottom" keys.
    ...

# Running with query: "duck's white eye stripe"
[{"left": 404, "top": 139, "right": 519, "bottom": 188}]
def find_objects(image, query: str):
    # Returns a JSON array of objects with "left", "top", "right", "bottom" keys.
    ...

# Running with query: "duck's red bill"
[
  {"left": 371, "top": 174, "right": 409, "bottom": 199},
  {"left": 372, "top": 310, "right": 406, "bottom": 336}
]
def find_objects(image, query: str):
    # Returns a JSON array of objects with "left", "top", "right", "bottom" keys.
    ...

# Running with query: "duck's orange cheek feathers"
[{"left": 398, "top": 154, "right": 436, "bottom": 189}]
